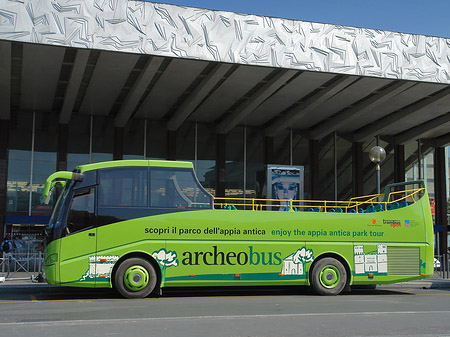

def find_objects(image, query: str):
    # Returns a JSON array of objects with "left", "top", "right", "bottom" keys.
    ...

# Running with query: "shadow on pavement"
[{"left": 0, "top": 283, "right": 417, "bottom": 302}]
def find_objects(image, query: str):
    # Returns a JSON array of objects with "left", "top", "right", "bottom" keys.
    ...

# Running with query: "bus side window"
[
  {"left": 98, "top": 167, "right": 148, "bottom": 207},
  {"left": 150, "top": 168, "right": 213, "bottom": 209},
  {"left": 150, "top": 170, "right": 178, "bottom": 208},
  {"left": 66, "top": 188, "right": 95, "bottom": 235}
]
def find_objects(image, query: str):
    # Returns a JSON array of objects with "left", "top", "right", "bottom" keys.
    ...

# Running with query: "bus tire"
[
  {"left": 310, "top": 257, "right": 347, "bottom": 296},
  {"left": 115, "top": 257, "right": 157, "bottom": 299}
]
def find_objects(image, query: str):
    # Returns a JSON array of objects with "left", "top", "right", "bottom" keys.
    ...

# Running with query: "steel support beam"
[
  {"left": 266, "top": 76, "right": 358, "bottom": 137},
  {"left": 393, "top": 112, "right": 450, "bottom": 145},
  {"left": 59, "top": 50, "right": 90, "bottom": 124},
  {"left": 114, "top": 56, "right": 164, "bottom": 128},
  {"left": 354, "top": 87, "right": 450, "bottom": 142},
  {"left": 310, "top": 81, "right": 415, "bottom": 140},
  {"left": 217, "top": 69, "right": 297, "bottom": 134},
  {"left": 432, "top": 132, "right": 450, "bottom": 148},
  {"left": 167, "top": 63, "right": 233, "bottom": 131}
]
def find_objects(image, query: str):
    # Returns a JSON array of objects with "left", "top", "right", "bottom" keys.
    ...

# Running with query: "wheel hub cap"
[
  {"left": 319, "top": 265, "right": 340, "bottom": 289},
  {"left": 124, "top": 265, "right": 149, "bottom": 292}
]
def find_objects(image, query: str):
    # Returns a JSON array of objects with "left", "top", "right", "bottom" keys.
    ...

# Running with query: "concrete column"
[
  {"left": 215, "top": 134, "right": 226, "bottom": 197},
  {"left": 57, "top": 124, "right": 68, "bottom": 172},
  {"left": 394, "top": 144, "right": 405, "bottom": 183},
  {"left": 263, "top": 136, "right": 274, "bottom": 165},
  {"left": 0, "top": 119, "right": 9, "bottom": 239},
  {"left": 434, "top": 147, "right": 448, "bottom": 257},
  {"left": 309, "top": 139, "right": 320, "bottom": 199},
  {"left": 352, "top": 142, "right": 364, "bottom": 197},
  {"left": 166, "top": 130, "right": 177, "bottom": 161},
  {"left": 113, "top": 127, "right": 124, "bottom": 161}
]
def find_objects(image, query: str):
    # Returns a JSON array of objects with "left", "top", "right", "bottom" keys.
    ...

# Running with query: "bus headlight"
[{"left": 45, "top": 253, "right": 58, "bottom": 265}]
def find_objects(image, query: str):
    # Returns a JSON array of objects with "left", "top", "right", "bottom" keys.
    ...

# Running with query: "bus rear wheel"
[
  {"left": 310, "top": 257, "right": 347, "bottom": 296},
  {"left": 115, "top": 257, "right": 157, "bottom": 298}
]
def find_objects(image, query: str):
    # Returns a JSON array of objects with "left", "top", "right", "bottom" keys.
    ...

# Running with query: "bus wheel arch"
[
  {"left": 111, "top": 252, "right": 161, "bottom": 298},
  {"left": 309, "top": 253, "right": 350, "bottom": 296}
]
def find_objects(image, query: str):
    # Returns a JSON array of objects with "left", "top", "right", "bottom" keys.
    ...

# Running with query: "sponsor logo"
[
  {"left": 404, "top": 220, "right": 410, "bottom": 227},
  {"left": 383, "top": 219, "right": 402, "bottom": 228},
  {"left": 383, "top": 219, "right": 401, "bottom": 225}
]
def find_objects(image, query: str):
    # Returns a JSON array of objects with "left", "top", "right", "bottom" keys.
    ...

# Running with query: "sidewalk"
[
  {"left": 1, "top": 272, "right": 450, "bottom": 290},
  {"left": 376, "top": 277, "right": 450, "bottom": 289},
  {"left": 0, "top": 272, "right": 46, "bottom": 287}
]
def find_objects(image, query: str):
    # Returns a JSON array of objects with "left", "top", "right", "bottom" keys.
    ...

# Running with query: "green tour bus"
[{"left": 41, "top": 160, "right": 434, "bottom": 298}]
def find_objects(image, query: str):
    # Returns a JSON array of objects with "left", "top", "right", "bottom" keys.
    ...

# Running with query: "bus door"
[{"left": 59, "top": 187, "right": 97, "bottom": 287}]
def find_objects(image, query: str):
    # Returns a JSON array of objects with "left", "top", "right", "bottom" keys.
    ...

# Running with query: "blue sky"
[{"left": 153, "top": 0, "right": 450, "bottom": 38}]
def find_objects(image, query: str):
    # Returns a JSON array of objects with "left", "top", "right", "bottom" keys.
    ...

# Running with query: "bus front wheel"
[
  {"left": 310, "top": 257, "right": 347, "bottom": 296},
  {"left": 115, "top": 257, "right": 157, "bottom": 298}
]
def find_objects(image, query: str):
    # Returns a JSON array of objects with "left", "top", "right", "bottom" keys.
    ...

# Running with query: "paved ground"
[{"left": 1, "top": 281, "right": 450, "bottom": 337}]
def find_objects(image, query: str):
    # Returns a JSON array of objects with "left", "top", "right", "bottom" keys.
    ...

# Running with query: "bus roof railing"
[{"left": 214, "top": 185, "right": 426, "bottom": 213}]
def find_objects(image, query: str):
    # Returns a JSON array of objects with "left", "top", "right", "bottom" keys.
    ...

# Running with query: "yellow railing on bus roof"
[{"left": 214, "top": 187, "right": 425, "bottom": 213}]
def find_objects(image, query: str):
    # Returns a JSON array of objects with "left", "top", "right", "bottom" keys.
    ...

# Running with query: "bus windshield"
[{"left": 46, "top": 182, "right": 71, "bottom": 244}]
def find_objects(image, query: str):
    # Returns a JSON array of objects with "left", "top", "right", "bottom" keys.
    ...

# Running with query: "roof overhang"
[{"left": 0, "top": 0, "right": 450, "bottom": 146}]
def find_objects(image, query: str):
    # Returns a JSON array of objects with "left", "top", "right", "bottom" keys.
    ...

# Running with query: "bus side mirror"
[
  {"left": 41, "top": 172, "right": 84, "bottom": 205},
  {"left": 72, "top": 173, "right": 84, "bottom": 182}
]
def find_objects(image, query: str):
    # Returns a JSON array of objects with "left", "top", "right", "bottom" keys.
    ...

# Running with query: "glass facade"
[
  {"left": 7, "top": 111, "right": 32, "bottom": 213},
  {"left": 92, "top": 116, "right": 113, "bottom": 164},
  {"left": 6, "top": 117, "right": 449, "bottom": 211},
  {"left": 196, "top": 123, "right": 216, "bottom": 196},
  {"left": 225, "top": 127, "right": 244, "bottom": 197},
  {"left": 7, "top": 149, "right": 31, "bottom": 212},
  {"left": 336, "top": 137, "right": 353, "bottom": 200},
  {"left": 32, "top": 111, "right": 58, "bottom": 213},
  {"left": 318, "top": 135, "right": 335, "bottom": 201},
  {"left": 246, "top": 127, "right": 264, "bottom": 198},
  {"left": 124, "top": 119, "right": 145, "bottom": 160},
  {"left": 4, "top": 113, "right": 450, "bottom": 255},
  {"left": 145, "top": 120, "right": 166, "bottom": 160},
  {"left": 67, "top": 114, "right": 90, "bottom": 169},
  {"left": 176, "top": 123, "right": 195, "bottom": 164},
  {"left": 292, "top": 134, "right": 309, "bottom": 198},
  {"left": 273, "top": 131, "right": 290, "bottom": 165}
]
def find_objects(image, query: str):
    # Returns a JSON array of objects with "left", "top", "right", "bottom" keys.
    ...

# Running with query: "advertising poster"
[{"left": 267, "top": 165, "right": 304, "bottom": 211}]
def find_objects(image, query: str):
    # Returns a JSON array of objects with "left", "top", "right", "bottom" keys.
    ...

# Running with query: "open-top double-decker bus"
[{"left": 41, "top": 160, "right": 433, "bottom": 298}]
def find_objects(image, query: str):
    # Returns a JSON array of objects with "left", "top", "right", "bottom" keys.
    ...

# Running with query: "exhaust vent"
[{"left": 388, "top": 247, "right": 420, "bottom": 275}]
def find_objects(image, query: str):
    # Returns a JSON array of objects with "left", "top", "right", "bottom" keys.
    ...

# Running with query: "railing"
[
  {"left": 434, "top": 255, "right": 450, "bottom": 279},
  {"left": 0, "top": 251, "right": 43, "bottom": 282},
  {"left": 214, "top": 187, "right": 425, "bottom": 213}
]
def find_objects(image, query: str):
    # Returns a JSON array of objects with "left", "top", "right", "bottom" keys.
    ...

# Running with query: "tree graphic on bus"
[
  {"left": 281, "top": 247, "right": 314, "bottom": 276},
  {"left": 152, "top": 249, "right": 178, "bottom": 267}
]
